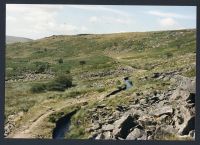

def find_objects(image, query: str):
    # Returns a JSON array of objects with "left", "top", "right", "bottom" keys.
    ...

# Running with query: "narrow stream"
[{"left": 52, "top": 110, "right": 77, "bottom": 139}]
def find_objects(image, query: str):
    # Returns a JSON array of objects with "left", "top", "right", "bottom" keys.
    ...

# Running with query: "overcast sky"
[{"left": 6, "top": 4, "right": 196, "bottom": 39}]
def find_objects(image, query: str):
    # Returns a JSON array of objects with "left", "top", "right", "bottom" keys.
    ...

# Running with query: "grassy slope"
[{"left": 5, "top": 29, "right": 196, "bottom": 139}]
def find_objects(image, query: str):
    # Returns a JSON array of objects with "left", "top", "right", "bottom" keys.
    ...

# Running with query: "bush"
[
  {"left": 46, "top": 74, "right": 73, "bottom": 91},
  {"left": 46, "top": 81, "right": 66, "bottom": 91},
  {"left": 34, "top": 62, "right": 50, "bottom": 73},
  {"left": 97, "top": 88, "right": 105, "bottom": 93},
  {"left": 165, "top": 52, "right": 173, "bottom": 58},
  {"left": 31, "top": 83, "right": 46, "bottom": 93},
  {"left": 58, "top": 58, "right": 63, "bottom": 64},
  {"left": 55, "top": 74, "right": 73, "bottom": 88}
]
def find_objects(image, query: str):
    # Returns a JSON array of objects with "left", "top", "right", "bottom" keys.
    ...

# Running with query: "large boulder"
[
  {"left": 150, "top": 106, "right": 173, "bottom": 117},
  {"left": 178, "top": 116, "right": 195, "bottom": 135},
  {"left": 112, "top": 114, "right": 137, "bottom": 139}
]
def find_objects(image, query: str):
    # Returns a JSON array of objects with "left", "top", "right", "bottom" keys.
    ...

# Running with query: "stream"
[{"left": 52, "top": 110, "right": 77, "bottom": 139}]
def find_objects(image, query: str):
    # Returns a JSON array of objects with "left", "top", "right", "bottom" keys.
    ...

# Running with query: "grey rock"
[
  {"left": 151, "top": 106, "right": 173, "bottom": 117},
  {"left": 92, "top": 123, "right": 101, "bottom": 130},
  {"left": 95, "top": 133, "right": 104, "bottom": 140},
  {"left": 102, "top": 124, "right": 114, "bottom": 131},
  {"left": 140, "top": 99, "right": 146, "bottom": 105},
  {"left": 126, "top": 128, "right": 147, "bottom": 140},
  {"left": 189, "top": 130, "right": 195, "bottom": 138},
  {"left": 178, "top": 116, "right": 195, "bottom": 135},
  {"left": 113, "top": 115, "right": 137, "bottom": 139},
  {"left": 97, "top": 104, "right": 106, "bottom": 109},
  {"left": 103, "top": 131, "right": 112, "bottom": 139}
]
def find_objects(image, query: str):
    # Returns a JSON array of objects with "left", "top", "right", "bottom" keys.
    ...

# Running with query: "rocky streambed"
[{"left": 86, "top": 75, "right": 195, "bottom": 140}]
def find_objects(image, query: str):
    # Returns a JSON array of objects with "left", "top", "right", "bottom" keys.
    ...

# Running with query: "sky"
[{"left": 6, "top": 4, "right": 196, "bottom": 39}]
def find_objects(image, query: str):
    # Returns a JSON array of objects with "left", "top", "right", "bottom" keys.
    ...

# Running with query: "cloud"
[
  {"left": 6, "top": 4, "right": 88, "bottom": 39},
  {"left": 89, "top": 16, "right": 133, "bottom": 24},
  {"left": 158, "top": 17, "right": 185, "bottom": 30},
  {"left": 147, "top": 10, "right": 195, "bottom": 20},
  {"left": 7, "top": 4, "right": 64, "bottom": 13},
  {"left": 89, "top": 16, "right": 99, "bottom": 23},
  {"left": 67, "top": 5, "right": 131, "bottom": 17},
  {"left": 159, "top": 18, "right": 177, "bottom": 26}
]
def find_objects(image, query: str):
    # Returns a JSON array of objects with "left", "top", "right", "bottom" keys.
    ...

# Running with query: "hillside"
[
  {"left": 6, "top": 36, "right": 32, "bottom": 44},
  {"left": 5, "top": 29, "right": 196, "bottom": 140}
]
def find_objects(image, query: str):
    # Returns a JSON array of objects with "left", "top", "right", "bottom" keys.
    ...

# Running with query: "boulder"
[
  {"left": 95, "top": 133, "right": 104, "bottom": 140},
  {"left": 103, "top": 131, "right": 112, "bottom": 139},
  {"left": 178, "top": 116, "right": 195, "bottom": 135},
  {"left": 102, "top": 124, "right": 114, "bottom": 131},
  {"left": 150, "top": 106, "right": 173, "bottom": 117},
  {"left": 188, "top": 130, "right": 195, "bottom": 139},
  {"left": 92, "top": 123, "right": 101, "bottom": 130},
  {"left": 112, "top": 115, "right": 137, "bottom": 139},
  {"left": 126, "top": 128, "right": 147, "bottom": 140},
  {"left": 138, "top": 115, "right": 157, "bottom": 126}
]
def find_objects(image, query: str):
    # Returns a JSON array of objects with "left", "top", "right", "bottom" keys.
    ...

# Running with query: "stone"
[
  {"left": 97, "top": 104, "right": 106, "bottom": 109},
  {"left": 95, "top": 133, "right": 104, "bottom": 140},
  {"left": 126, "top": 128, "right": 147, "bottom": 140},
  {"left": 152, "top": 73, "right": 161, "bottom": 78},
  {"left": 159, "top": 115, "right": 171, "bottom": 124},
  {"left": 103, "top": 131, "right": 112, "bottom": 139},
  {"left": 138, "top": 115, "right": 157, "bottom": 126},
  {"left": 113, "top": 115, "right": 137, "bottom": 139},
  {"left": 189, "top": 130, "right": 195, "bottom": 138},
  {"left": 140, "top": 99, "right": 146, "bottom": 105},
  {"left": 92, "top": 123, "right": 101, "bottom": 130},
  {"left": 102, "top": 124, "right": 114, "bottom": 131},
  {"left": 149, "top": 96, "right": 160, "bottom": 104},
  {"left": 151, "top": 106, "right": 173, "bottom": 117},
  {"left": 178, "top": 116, "right": 195, "bottom": 135}
]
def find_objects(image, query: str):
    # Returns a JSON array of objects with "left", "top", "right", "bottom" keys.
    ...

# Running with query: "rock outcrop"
[{"left": 86, "top": 75, "right": 195, "bottom": 140}]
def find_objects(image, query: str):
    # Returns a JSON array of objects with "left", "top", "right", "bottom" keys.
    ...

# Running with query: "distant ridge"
[{"left": 6, "top": 36, "right": 33, "bottom": 44}]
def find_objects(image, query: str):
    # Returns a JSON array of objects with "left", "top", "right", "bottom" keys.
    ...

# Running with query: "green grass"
[{"left": 5, "top": 29, "right": 196, "bottom": 139}]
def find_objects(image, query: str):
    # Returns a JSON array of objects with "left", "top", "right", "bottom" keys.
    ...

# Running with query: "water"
[
  {"left": 125, "top": 80, "right": 133, "bottom": 90},
  {"left": 52, "top": 110, "right": 77, "bottom": 139}
]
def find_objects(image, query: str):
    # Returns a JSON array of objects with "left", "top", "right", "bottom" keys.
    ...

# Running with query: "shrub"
[
  {"left": 34, "top": 62, "right": 50, "bottom": 73},
  {"left": 97, "top": 88, "right": 105, "bottom": 93},
  {"left": 46, "top": 81, "right": 66, "bottom": 91},
  {"left": 165, "top": 52, "right": 173, "bottom": 58},
  {"left": 79, "top": 60, "right": 86, "bottom": 69},
  {"left": 58, "top": 58, "right": 63, "bottom": 64},
  {"left": 46, "top": 74, "right": 73, "bottom": 91},
  {"left": 55, "top": 74, "right": 73, "bottom": 88},
  {"left": 30, "top": 83, "right": 46, "bottom": 93}
]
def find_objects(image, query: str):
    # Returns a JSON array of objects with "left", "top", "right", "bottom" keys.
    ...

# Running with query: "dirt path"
[{"left": 8, "top": 93, "right": 106, "bottom": 138}]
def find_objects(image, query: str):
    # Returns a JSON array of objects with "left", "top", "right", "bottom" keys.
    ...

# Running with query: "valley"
[{"left": 5, "top": 29, "right": 196, "bottom": 140}]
